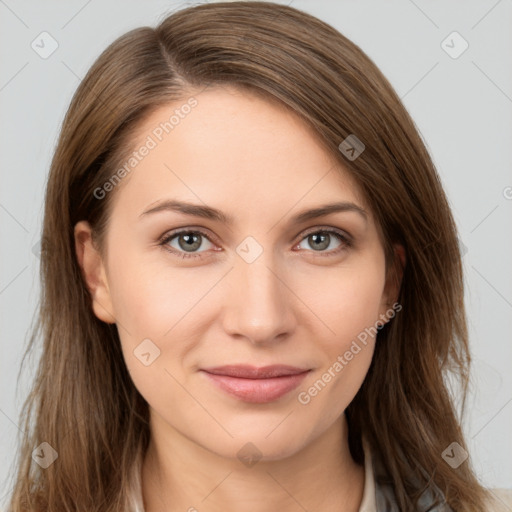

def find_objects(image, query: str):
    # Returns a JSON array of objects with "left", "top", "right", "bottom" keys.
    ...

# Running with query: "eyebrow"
[{"left": 139, "top": 199, "right": 367, "bottom": 225}]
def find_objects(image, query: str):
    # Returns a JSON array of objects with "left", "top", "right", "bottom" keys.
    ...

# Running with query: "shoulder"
[{"left": 486, "top": 488, "right": 512, "bottom": 512}]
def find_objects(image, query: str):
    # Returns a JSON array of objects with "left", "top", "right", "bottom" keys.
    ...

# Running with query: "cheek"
[
  {"left": 107, "top": 253, "right": 213, "bottom": 391},
  {"left": 109, "top": 264, "right": 190, "bottom": 411},
  {"left": 293, "top": 259, "right": 385, "bottom": 411},
  {"left": 107, "top": 249, "right": 200, "bottom": 339},
  {"left": 294, "top": 259, "right": 386, "bottom": 345}
]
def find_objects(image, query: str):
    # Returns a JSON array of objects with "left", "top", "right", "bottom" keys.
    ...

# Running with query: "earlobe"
[{"left": 74, "top": 221, "right": 116, "bottom": 324}]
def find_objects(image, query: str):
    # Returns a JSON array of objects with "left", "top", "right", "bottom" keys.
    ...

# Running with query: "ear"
[
  {"left": 378, "top": 243, "right": 406, "bottom": 325},
  {"left": 74, "top": 221, "right": 116, "bottom": 324}
]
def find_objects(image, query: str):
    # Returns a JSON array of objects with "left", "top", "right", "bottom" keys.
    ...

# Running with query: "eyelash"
[{"left": 158, "top": 227, "right": 352, "bottom": 260}]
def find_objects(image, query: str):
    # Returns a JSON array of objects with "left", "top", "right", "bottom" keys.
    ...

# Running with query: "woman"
[{"left": 7, "top": 2, "right": 510, "bottom": 511}]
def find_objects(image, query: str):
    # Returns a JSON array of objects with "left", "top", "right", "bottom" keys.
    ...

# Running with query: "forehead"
[{"left": 109, "top": 85, "right": 369, "bottom": 222}]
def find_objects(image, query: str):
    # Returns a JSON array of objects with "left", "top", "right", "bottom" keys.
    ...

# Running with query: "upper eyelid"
[
  {"left": 299, "top": 225, "right": 351, "bottom": 239},
  {"left": 161, "top": 227, "right": 218, "bottom": 245}
]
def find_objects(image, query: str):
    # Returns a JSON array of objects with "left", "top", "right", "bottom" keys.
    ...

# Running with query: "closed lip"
[{"left": 200, "top": 364, "right": 311, "bottom": 379}]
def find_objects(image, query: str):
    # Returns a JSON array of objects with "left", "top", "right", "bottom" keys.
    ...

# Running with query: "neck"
[{"left": 141, "top": 412, "right": 365, "bottom": 512}]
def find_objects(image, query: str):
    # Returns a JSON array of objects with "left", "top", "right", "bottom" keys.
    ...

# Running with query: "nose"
[{"left": 221, "top": 251, "right": 297, "bottom": 346}]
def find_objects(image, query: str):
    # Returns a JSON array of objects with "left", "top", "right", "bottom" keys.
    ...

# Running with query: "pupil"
[
  {"left": 179, "top": 233, "right": 201, "bottom": 251},
  {"left": 311, "top": 233, "right": 329, "bottom": 251}
]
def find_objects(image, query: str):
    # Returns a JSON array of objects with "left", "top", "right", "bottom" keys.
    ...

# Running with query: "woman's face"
[{"left": 76, "top": 85, "right": 400, "bottom": 461}]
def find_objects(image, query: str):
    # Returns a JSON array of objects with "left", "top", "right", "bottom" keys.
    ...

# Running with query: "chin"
[{"left": 199, "top": 428, "right": 311, "bottom": 463}]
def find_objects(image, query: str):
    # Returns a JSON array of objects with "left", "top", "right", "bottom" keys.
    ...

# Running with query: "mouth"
[{"left": 200, "top": 365, "right": 312, "bottom": 403}]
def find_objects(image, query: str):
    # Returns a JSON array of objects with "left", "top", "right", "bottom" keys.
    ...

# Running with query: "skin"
[{"left": 75, "top": 85, "right": 404, "bottom": 512}]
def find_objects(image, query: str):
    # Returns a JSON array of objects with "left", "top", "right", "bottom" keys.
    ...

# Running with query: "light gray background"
[{"left": 1, "top": 0, "right": 511, "bottom": 506}]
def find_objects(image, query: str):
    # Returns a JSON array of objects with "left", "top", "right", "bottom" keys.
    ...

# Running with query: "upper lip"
[{"left": 201, "top": 365, "right": 311, "bottom": 379}]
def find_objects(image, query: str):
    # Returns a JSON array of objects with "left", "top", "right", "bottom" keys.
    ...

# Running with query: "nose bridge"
[{"left": 222, "top": 244, "right": 295, "bottom": 344}]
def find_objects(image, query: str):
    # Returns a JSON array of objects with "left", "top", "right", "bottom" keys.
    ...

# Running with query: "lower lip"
[{"left": 201, "top": 371, "right": 310, "bottom": 403}]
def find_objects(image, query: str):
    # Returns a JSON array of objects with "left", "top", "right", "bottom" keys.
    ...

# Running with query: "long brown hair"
[{"left": 7, "top": 2, "right": 492, "bottom": 510}]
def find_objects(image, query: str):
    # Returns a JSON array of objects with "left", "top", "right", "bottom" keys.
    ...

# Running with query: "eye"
[
  {"left": 295, "top": 228, "right": 351, "bottom": 256},
  {"left": 159, "top": 226, "right": 352, "bottom": 260},
  {"left": 159, "top": 229, "right": 216, "bottom": 259}
]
